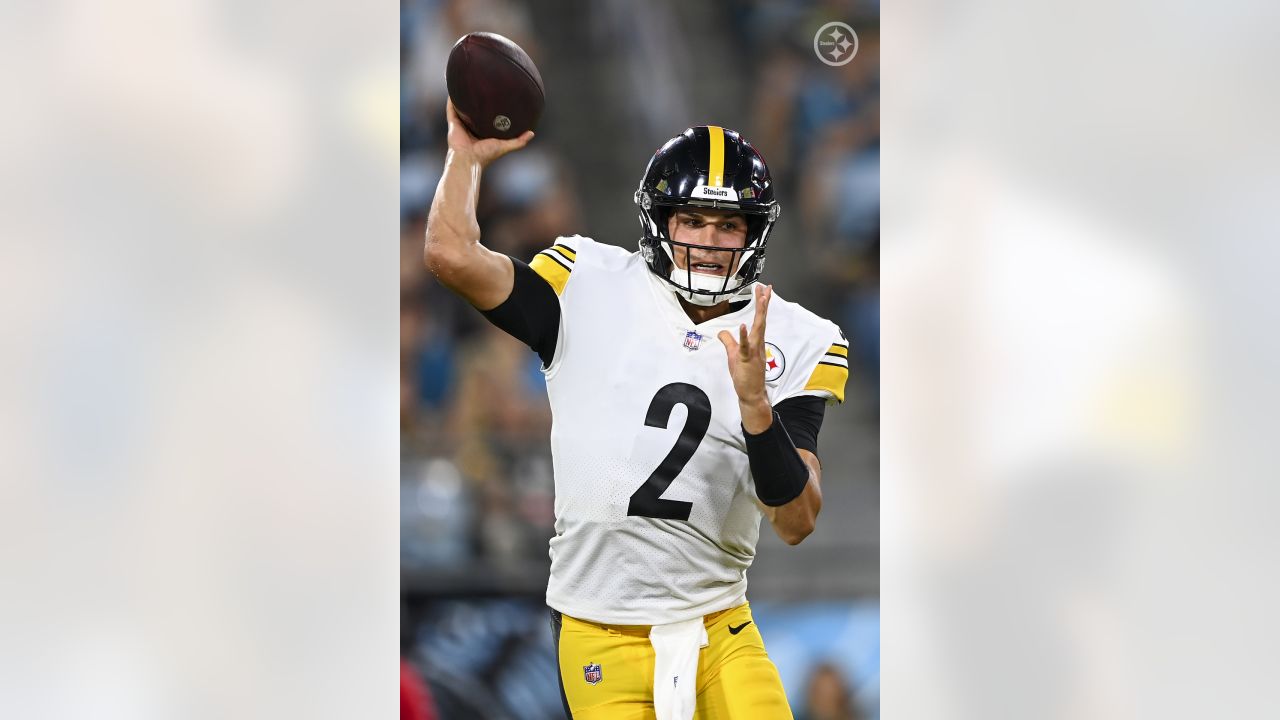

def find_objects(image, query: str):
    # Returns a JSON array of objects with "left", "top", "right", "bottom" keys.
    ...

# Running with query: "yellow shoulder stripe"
[
  {"left": 826, "top": 344, "right": 849, "bottom": 358},
  {"left": 804, "top": 361, "right": 849, "bottom": 403},
  {"left": 530, "top": 251, "right": 572, "bottom": 295},
  {"left": 551, "top": 243, "right": 577, "bottom": 261}
]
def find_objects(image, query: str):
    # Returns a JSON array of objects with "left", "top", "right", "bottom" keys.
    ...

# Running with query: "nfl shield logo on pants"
[{"left": 583, "top": 662, "right": 602, "bottom": 685}]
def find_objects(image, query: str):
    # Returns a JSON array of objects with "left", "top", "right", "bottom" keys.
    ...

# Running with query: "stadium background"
[{"left": 401, "top": 1, "right": 879, "bottom": 717}]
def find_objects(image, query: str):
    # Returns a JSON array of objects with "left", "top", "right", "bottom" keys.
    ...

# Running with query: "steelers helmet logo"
[{"left": 764, "top": 342, "right": 785, "bottom": 382}]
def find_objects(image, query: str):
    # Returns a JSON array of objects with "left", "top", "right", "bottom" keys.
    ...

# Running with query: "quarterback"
[{"left": 425, "top": 100, "right": 849, "bottom": 719}]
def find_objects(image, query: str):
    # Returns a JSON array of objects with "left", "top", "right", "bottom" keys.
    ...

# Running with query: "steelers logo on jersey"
[{"left": 763, "top": 342, "right": 785, "bottom": 382}]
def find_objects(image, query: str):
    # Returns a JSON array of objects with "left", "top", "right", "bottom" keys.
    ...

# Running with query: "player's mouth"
[{"left": 691, "top": 261, "right": 726, "bottom": 275}]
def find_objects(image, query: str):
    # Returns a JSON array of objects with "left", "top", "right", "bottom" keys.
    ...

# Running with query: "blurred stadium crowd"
[{"left": 401, "top": 1, "right": 879, "bottom": 717}]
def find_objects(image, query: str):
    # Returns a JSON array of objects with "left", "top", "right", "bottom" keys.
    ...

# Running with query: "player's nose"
[
  {"left": 689, "top": 242, "right": 728, "bottom": 262},
  {"left": 694, "top": 224, "right": 736, "bottom": 248},
  {"left": 690, "top": 222, "right": 718, "bottom": 245}
]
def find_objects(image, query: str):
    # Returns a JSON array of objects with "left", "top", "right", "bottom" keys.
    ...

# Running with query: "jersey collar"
[{"left": 643, "top": 264, "right": 757, "bottom": 332}]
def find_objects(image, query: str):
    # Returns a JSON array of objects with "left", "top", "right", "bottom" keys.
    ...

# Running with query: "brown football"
[{"left": 445, "top": 32, "right": 545, "bottom": 140}]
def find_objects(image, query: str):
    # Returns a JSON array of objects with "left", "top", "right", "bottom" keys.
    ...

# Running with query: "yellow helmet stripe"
[{"left": 707, "top": 126, "right": 725, "bottom": 187}]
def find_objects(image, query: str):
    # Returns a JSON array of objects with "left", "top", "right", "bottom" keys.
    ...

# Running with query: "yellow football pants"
[{"left": 549, "top": 602, "right": 794, "bottom": 719}]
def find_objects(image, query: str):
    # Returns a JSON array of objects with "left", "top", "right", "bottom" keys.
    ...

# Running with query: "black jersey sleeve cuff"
[
  {"left": 774, "top": 394, "right": 828, "bottom": 455},
  {"left": 479, "top": 256, "right": 562, "bottom": 367}
]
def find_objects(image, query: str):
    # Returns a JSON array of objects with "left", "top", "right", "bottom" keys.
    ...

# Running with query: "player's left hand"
[{"left": 718, "top": 284, "right": 772, "bottom": 409}]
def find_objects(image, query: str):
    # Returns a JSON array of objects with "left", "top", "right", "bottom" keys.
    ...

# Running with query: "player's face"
[{"left": 667, "top": 208, "right": 749, "bottom": 277}]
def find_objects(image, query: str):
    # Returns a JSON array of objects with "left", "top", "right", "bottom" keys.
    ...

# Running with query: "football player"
[{"left": 425, "top": 99, "right": 849, "bottom": 719}]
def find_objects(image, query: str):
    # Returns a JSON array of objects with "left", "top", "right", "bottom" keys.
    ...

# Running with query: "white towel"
[{"left": 649, "top": 617, "right": 710, "bottom": 720}]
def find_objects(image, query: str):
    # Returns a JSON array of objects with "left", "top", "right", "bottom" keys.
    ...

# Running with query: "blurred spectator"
[
  {"left": 480, "top": 148, "right": 584, "bottom": 261},
  {"left": 402, "top": 457, "right": 475, "bottom": 568},
  {"left": 798, "top": 661, "right": 865, "bottom": 720},
  {"left": 401, "top": 657, "right": 439, "bottom": 720},
  {"left": 590, "top": 0, "right": 692, "bottom": 142},
  {"left": 749, "top": 19, "right": 880, "bottom": 396},
  {"left": 446, "top": 323, "right": 554, "bottom": 563},
  {"left": 446, "top": 323, "right": 550, "bottom": 448}
]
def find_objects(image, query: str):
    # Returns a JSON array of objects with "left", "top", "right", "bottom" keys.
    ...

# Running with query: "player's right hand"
[
  {"left": 446, "top": 99, "right": 534, "bottom": 168},
  {"left": 718, "top": 283, "right": 773, "bottom": 415}
]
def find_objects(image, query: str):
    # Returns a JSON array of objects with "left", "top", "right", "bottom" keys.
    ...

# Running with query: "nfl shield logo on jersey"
[
  {"left": 683, "top": 330, "right": 703, "bottom": 351},
  {"left": 583, "top": 662, "right": 603, "bottom": 685}
]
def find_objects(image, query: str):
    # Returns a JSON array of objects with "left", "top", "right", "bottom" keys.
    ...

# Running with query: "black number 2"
[{"left": 627, "top": 382, "right": 712, "bottom": 521}]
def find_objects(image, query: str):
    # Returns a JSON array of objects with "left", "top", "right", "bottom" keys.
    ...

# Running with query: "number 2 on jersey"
[{"left": 627, "top": 382, "right": 711, "bottom": 521}]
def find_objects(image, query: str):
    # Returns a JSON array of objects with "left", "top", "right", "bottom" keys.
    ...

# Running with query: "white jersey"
[{"left": 529, "top": 235, "right": 849, "bottom": 625}]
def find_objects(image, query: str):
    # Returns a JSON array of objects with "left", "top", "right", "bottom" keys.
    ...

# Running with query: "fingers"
[
  {"left": 738, "top": 323, "right": 751, "bottom": 361},
  {"left": 750, "top": 284, "right": 771, "bottom": 339},
  {"left": 445, "top": 100, "right": 534, "bottom": 156},
  {"left": 717, "top": 329, "right": 738, "bottom": 357},
  {"left": 445, "top": 99, "right": 472, "bottom": 136},
  {"left": 445, "top": 99, "right": 482, "bottom": 150},
  {"left": 473, "top": 130, "right": 535, "bottom": 161},
  {"left": 508, "top": 130, "right": 535, "bottom": 150}
]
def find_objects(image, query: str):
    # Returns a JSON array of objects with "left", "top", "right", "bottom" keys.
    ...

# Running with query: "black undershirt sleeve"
[
  {"left": 773, "top": 394, "right": 828, "bottom": 455},
  {"left": 478, "top": 256, "right": 562, "bottom": 367}
]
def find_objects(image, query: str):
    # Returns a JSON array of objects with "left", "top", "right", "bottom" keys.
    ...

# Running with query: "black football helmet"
[{"left": 634, "top": 126, "right": 781, "bottom": 306}]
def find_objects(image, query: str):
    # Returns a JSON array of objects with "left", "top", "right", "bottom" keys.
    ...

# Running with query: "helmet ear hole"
[{"left": 655, "top": 206, "right": 672, "bottom": 238}]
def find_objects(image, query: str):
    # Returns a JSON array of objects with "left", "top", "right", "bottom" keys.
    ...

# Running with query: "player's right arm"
[{"left": 423, "top": 99, "right": 534, "bottom": 310}]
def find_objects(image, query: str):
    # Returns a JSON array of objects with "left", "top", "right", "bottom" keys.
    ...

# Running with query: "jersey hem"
[{"left": 781, "top": 388, "right": 839, "bottom": 404}]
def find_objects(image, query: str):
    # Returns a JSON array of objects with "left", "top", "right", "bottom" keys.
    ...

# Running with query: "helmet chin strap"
[{"left": 668, "top": 267, "right": 752, "bottom": 307}]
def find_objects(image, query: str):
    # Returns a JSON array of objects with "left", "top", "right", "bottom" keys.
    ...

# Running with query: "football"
[{"left": 445, "top": 32, "right": 545, "bottom": 140}]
